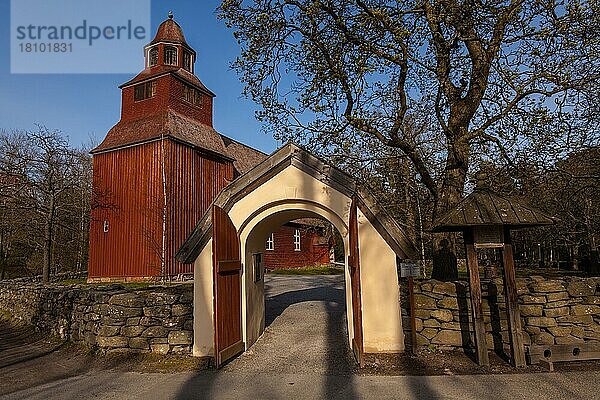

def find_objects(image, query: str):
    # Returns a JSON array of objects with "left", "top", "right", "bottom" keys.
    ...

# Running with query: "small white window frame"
[
  {"left": 148, "top": 46, "right": 159, "bottom": 67},
  {"left": 163, "top": 45, "right": 178, "bottom": 66},
  {"left": 266, "top": 233, "right": 274, "bottom": 251},
  {"left": 294, "top": 229, "right": 301, "bottom": 251}
]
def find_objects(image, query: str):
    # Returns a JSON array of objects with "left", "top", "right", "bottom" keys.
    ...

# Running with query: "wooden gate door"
[
  {"left": 212, "top": 205, "right": 244, "bottom": 368},
  {"left": 348, "top": 198, "right": 365, "bottom": 367}
]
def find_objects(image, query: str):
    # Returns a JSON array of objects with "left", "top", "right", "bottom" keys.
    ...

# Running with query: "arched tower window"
[
  {"left": 164, "top": 46, "right": 178, "bottom": 66},
  {"left": 183, "top": 51, "right": 192, "bottom": 72},
  {"left": 148, "top": 47, "right": 158, "bottom": 67}
]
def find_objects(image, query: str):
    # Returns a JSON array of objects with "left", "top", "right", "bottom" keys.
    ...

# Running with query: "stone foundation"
[
  {"left": 0, "top": 281, "right": 194, "bottom": 355},
  {"left": 401, "top": 276, "right": 600, "bottom": 351}
]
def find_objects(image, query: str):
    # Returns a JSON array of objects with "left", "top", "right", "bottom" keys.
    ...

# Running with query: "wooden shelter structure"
[{"left": 432, "top": 188, "right": 555, "bottom": 367}]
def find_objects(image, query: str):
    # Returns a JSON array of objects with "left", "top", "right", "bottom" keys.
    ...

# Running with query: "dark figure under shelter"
[{"left": 432, "top": 239, "right": 458, "bottom": 281}]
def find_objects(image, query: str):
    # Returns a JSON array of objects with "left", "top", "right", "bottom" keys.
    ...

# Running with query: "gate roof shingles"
[{"left": 432, "top": 189, "right": 555, "bottom": 232}]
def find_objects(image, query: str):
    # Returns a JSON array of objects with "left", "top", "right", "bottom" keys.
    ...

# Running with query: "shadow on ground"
[{"left": 174, "top": 275, "right": 362, "bottom": 399}]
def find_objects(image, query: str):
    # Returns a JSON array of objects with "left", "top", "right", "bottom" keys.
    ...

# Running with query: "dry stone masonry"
[
  {"left": 2, "top": 275, "right": 597, "bottom": 358},
  {"left": 401, "top": 276, "right": 600, "bottom": 351},
  {"left": 0, "top": 281, "right": 194, "bottom": 355}
]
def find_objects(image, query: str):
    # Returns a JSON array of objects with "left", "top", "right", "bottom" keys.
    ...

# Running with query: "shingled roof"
[
  {"left": 149, "top": 15, "right": 189, "bottom": 46},
  {"left": 119, "top": 66, "right": 214, "bottom": 96},
  {"left": 432, "top": 189, "right": 556, "bottom": 232},
  {"left": 91, "top": 111, "right": 229, "bottom": 156},
  {"left": 91, "top": 110, "right": 272, "bottom": 177},
  {"left": 220, "top": 135, "right": 268, "bottom": 175}
]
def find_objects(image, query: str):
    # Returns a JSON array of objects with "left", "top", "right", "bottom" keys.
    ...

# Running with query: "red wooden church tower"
[
  {"left": 88, "top": 14, "right": 265, "bottom": 281},
  {"left": 89, "top": 14, "right": 334, "bottom": 282}
]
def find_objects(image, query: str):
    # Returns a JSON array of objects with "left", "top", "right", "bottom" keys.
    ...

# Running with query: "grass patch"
[
  {"left": 56, "top": 279, "right": 193, "bottom": 288},
  {"left": 268, "top": 265, "right": 344, "bottom": 275},
  {"left": 58, "top": 278, "right": 88, "bottom": 285}
]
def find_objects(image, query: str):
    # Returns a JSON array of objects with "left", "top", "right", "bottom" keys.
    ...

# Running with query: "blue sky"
[{"left": 0, "top": 0, "right": 278, "bottom": 153}]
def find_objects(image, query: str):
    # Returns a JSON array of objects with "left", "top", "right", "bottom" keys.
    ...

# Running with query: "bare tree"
[
  {"left": 139, "top": 136, "right": 169, "bottom": 280},
  {"left": 220, "top": 0, "right": 599, "bottom": 220},
  {"left": 0, "top": 127, "right": 91, "bottom": 283},
  {"left": 470, "top": 148, "right": 600, "bottom": 271}
]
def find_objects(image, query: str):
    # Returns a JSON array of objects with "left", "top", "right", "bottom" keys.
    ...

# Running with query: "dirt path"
[{"left": 0, "top": 318, "right": 64, "bottom": 369}]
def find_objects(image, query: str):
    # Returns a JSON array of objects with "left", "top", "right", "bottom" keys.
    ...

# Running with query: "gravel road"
[{"left": 223, "top": 274, "right": 355, "bottom": 374}]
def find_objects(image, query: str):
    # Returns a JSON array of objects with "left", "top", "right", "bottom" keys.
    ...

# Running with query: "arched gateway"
[{"left": 177, "top": 143, "right": 417, "bottom": 367}]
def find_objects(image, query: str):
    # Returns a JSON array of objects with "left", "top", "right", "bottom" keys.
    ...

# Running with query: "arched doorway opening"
[
  {"left": 237, "top": 209, "right": 354, "bottom": 371},
  {"left": 240, "top": 206, "right": 352, "bottom": 352}
]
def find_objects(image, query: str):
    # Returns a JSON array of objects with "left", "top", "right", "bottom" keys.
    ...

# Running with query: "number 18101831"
[{"left": 19, "top": 42, "right": 73, "bottom": 53}]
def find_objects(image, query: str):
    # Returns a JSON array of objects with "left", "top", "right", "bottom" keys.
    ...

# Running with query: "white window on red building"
[
  {"left": 266, "top": 233, "right": 274, "bottom": 250},
  {"left": 148, "top": 46, "right": 158, "bottom": 67},
  {"left": 164, "top": 46, "right": 178, "bottom": 66},
  {"left": 294, "top": 229, "right": 301, "bottom": 251},
  {"left": 183, "top": 51, "right": 193, "bottom": 72}
]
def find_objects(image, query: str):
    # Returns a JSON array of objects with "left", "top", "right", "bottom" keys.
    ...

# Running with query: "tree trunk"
[
  {"left": 43, "top": 195, "right": 55, "bottom": 284},
  {"left": 434, "top": 137, "right": 470, "bottom": 221},
  {"left": 0, "top": 256, "right": 5, "bottom": 281},
  {"left": 432, "top": 132, "right": 470, "bottom": 281},
  {"left": 77, "top": 184, "right": 86, "bottom": 272},
  {"left": 0, "top": 232, "right": 5, "bottom": 280},
  {"left": 401, "top": 158, "right": 417, "bottom": 245},
  {"left": 571, "top": 246, "right": 579, "bottom": 270}
]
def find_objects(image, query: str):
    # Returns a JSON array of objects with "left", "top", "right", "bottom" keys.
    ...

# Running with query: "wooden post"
[
  {"left": 464, "top": 229, "right": 489, "bottom": 366},
  {"left": 502, "top": 228, "right": 526, "bottom": 367},
  {"left": 408, "top": 276, "right": 417, "bottom": 354}
]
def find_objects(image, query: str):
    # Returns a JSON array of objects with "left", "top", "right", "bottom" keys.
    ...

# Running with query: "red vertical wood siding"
[
  {"left": 88, "top": 139, "right": 233, "bottom": 279},
  {"left": 120, "top": 76, "right": 213, "bottom": 127},
  {"left": 164, "top": 141, "right": 233, "bottom": 276},
  {"left": 263, "top": 225, "right": 332, "bottom": 270}
]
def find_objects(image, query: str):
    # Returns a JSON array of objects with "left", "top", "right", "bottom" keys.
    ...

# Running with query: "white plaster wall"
[
  {"left": 228, "top": 166, "right": 352, "bottom": 234},
  {"left": 227, "top": 166, "right": 354, "bottom": 348},
  {"left": 357, "top": 209, "right": 405, "bottom": 353},
  {"left": 192, "top": 238, "right": 215, "bottom": 357},
  {"left": 191, "top": 164, "right": 405, "bottom": 357}
]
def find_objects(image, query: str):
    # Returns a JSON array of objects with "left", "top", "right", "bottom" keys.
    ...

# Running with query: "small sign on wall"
[
  {"left": 253, "top": 253, "right": 263, "bottom": 282},
  {"left": 474, "top": 226, "right": 504, "bottom": 248},
  {"left": 399, "top": 261, "right": 420, "bottom": 278}
]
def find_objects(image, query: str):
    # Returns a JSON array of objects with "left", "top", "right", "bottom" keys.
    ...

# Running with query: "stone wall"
[
  {"left": 0, "top": 282, "right": 194, "bottom": 355},
  {"left": 401, "top": 276, "right": 600, "bottom": 351}
]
